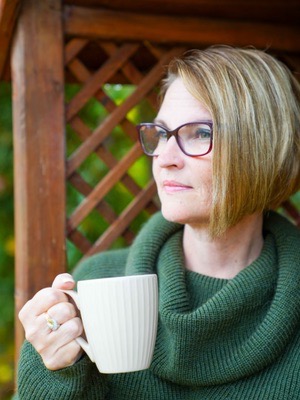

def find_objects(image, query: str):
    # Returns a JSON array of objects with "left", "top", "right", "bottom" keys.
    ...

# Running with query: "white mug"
[{"left": 63, "top": 274, "right": 158, "bottom": 374}]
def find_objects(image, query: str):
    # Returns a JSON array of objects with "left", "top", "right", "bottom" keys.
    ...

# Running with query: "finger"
[
  {"left": 53, "top": 317, "right": 83, "bottom": 346},
  {"left": 24, "top": 310, "right": 53, "bottom": 343},
  {"left": 19, "top": 274, "right": 75, "bottom": 327},
  {"left": 19, "top": 288, "right": 69, "bottom": 328},
  {"left": 38, "top": 317, "right": 83, "bottom": 368},
  {"left": 46, "top": 301, "right": 78, "bottom": 325},
  {"left": 26, "top": 310, "right": 82, "bottom": 352},
  {"left": 52, "top": 273, "right": 75, "bottom": 290},
  {"left": 43, "top": 338, "right": 83, "bottom": 371}
]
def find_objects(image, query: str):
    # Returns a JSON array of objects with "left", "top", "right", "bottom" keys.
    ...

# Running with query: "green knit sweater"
[{"left": 16, "top": 212, "right": 300, "bottom": 399}]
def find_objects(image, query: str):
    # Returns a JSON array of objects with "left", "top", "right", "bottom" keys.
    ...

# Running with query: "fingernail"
[{"left": 62, "top": 277, "right": 74, "bottom": 284}]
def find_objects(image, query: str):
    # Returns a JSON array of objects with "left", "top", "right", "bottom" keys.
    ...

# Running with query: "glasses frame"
[{"left": 137, "top": 121, "right": 213, "bottom": 157}]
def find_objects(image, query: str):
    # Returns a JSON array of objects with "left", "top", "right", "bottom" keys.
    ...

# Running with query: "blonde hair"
[{"left": 162, "top": 46, "right": 300, "bottom": 237}]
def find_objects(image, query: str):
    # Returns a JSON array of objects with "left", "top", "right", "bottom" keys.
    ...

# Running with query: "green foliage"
[
  {"left": 65, "top": 84, "right": 154, "bottom": 268},
  {"left": 0, "top": 82, "right": 15, "bottom": 399}
]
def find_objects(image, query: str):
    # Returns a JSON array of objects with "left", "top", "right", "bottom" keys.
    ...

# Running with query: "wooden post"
[
  {"left": 11, "top": 0, "right": 66, "bottom": 363},
  {"left": 0, "top": 0, "right": 21, "bottom": 80}
]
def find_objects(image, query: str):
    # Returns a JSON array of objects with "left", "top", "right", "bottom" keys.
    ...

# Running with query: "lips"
[{"left": 162, "top": 180, "right": 192, "bottom": 192}]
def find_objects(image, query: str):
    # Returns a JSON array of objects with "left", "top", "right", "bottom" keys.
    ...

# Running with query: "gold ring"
[{"left": 45, "top": 313, "right": 60, "bottom": 331}]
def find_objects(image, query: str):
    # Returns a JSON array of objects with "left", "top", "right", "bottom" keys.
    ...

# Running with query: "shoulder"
[
  {"left": 264, "top": 211, "right": 300, "bottom": 239},
  {"left": 72, "top": 247, "right": 130, "bottom": 282},
  {"left": 264, "top": 211, "right": 300, "bottom": 257}
]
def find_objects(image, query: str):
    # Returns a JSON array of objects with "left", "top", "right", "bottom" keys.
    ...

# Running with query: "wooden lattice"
[{"left": 64, "top": 39, "right": 187, "bottom": 265}]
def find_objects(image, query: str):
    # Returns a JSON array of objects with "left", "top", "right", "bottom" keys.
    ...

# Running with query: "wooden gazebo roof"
[
  {"left": 0, "top": 0, "right": 299, "bottom": 368},
  {"left": 1, "top": 0, "right": 300, "bottom": 82}
]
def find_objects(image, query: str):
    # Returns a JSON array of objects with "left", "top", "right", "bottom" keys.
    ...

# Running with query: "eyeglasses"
[{"left": 137, "top": 121, "right": 213, "bottom": 157}]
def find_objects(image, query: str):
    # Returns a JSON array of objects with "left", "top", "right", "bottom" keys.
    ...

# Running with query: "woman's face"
[{"left": 152, "top": 78, "right": 213, "bottom": 227}]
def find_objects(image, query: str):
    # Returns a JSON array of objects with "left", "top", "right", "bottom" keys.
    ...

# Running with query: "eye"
[
  {"left": 194, "top": 126, "right": 212, "bottom": 140},
  {"left": 154, "top": 126, "right": 168, "bottom": 139}
]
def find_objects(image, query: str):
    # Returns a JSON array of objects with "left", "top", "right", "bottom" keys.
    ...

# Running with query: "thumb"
[{"left": 52, "top": 273, "right": 75, "bottom": 290}]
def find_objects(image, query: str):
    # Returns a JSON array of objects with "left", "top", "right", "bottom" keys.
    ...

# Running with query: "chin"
[
  {"left": 161, "top": 207, "right": 195, "bottom": 225},
  {"left": 160, "top": 204, "right": 211, "bottom": 226}
]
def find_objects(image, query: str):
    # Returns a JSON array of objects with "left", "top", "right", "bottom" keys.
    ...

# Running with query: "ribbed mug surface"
[{"left": 78, "top": 274, "right": 158, "bottom": 373}]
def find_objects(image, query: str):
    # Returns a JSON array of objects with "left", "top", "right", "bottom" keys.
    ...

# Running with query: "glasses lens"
[
  {"left": 178, "top": 123, "right": 212, "bottom": 156},
  {"left": 138, "top": 122, "right": 212, "bottom": 156},
  {"left": 139, "top": 124, "right": 168, "bottom": 156}
]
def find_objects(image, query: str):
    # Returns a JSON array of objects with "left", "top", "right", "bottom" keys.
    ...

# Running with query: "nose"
[{"left": 156, "top": 136, "right": 185, "bottom": 168}]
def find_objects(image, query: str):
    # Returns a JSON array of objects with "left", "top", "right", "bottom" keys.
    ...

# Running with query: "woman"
[{"left": 16, "top": 47, "right": 300, "bottom": 399}]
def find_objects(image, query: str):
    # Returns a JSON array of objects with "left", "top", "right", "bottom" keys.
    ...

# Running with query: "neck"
[{"left": 183, "top": 213, "right": 264, "bottom": 279}]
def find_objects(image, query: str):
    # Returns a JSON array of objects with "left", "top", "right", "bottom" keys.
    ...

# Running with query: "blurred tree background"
[
  {"left": 65, "top": 83, "right": 155, "bottom": 268},
  {"left": 0, "top": 82, "right": 14, "bottom": 400}
]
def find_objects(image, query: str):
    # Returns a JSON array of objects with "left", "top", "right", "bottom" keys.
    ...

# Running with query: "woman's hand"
[{"left": 18, "top": 273, "right": 84, "bottom": 370}]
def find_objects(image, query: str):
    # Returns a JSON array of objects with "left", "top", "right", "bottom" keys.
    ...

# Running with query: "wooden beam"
[
  {"left": 64, "top": 0, "right": 300, "bottom": 25},
  {"left": 0, "top": 0, "right": 21, "bottom": 80},
  {"left": 11, "top": 0, "right": 65, "bottom": 360},
  {"left": 64, "top": 6, "right": 300, "bottom": 53}
]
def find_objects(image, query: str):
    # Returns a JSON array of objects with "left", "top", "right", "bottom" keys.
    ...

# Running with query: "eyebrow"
[
  {"left": 153, "top": 119, "right": 213, "bottom": 127},
  {"left": 153, "top": 118, "right": 169, "bottom": 128}
]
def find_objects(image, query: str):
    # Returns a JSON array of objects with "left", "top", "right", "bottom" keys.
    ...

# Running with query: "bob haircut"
[{"left": 161, "top": 46, "right": 300, "bottom": 237}]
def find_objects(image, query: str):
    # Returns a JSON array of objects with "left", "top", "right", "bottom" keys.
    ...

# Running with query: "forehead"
[{"left": 156, "top": 78, "right": 212, "bottom": 129}]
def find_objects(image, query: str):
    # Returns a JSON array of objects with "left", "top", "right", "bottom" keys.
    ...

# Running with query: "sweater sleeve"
[
  {"left": 15, "top": 249, "right": 130, "bottom": 399},
  {"left": 15, "top": 341, "right": 109, "bottom": 399}
]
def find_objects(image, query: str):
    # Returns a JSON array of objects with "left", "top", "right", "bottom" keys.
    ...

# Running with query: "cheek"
[
  {"left": 192, "top": 166, "right": 213, "bottom": 200},
  {"left": 192, "top": 158, "right": 212, "bottom": 181},
  {"left": 152, "top": 159, "right": 158, "bottom": 181}
]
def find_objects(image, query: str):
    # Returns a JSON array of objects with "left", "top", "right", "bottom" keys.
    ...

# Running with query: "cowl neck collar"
[{"left": 125, "top": 212, "right": 300, "bottom": 386}]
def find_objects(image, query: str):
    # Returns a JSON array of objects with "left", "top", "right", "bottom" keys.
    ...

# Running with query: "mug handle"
[{"left": 60, "top": 289, "right": 95, "bottom": 362}]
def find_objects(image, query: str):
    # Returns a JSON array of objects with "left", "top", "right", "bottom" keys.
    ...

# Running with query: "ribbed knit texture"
[{"left": 16, "top": 211, "right": 300, "bottom": 399}]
